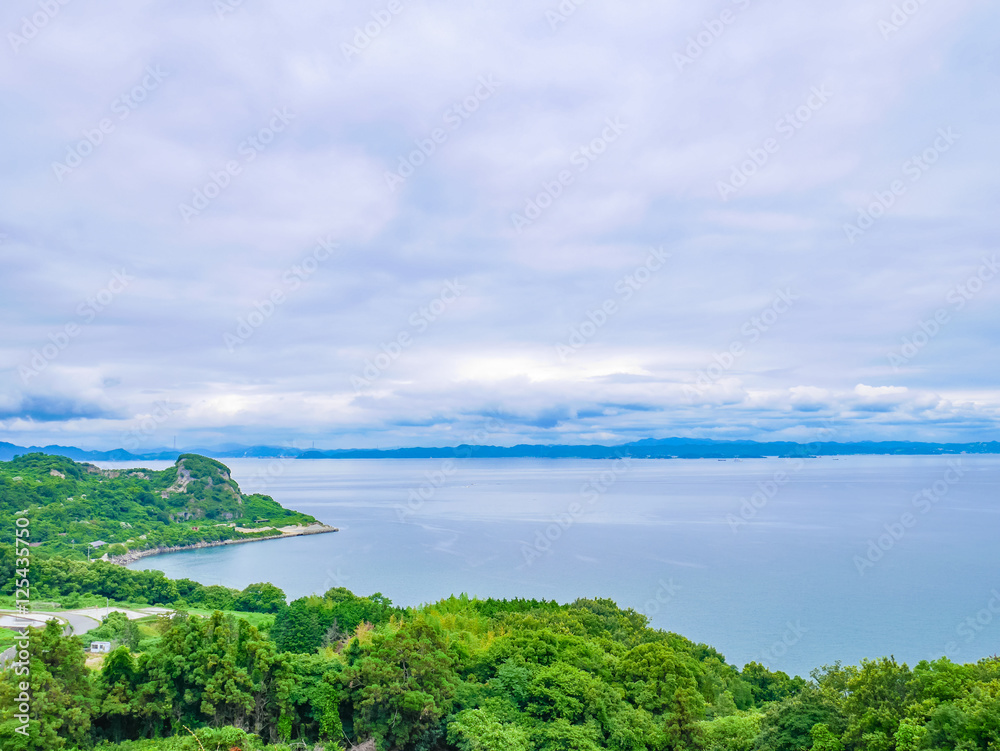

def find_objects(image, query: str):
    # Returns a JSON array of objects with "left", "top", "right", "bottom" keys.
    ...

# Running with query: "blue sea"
[{"left": 105, "top": 455, "right": 1000, "bottom": 677}]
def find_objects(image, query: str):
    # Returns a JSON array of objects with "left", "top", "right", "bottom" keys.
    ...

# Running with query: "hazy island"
[{"left": 3, "top": 437, "right": 1000, "bottom": 464}]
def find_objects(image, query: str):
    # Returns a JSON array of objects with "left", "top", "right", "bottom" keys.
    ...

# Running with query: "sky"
[{"left": 1, "top": 0, "right": 998, "bottom": 451}]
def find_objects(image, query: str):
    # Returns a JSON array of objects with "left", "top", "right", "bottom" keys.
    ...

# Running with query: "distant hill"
[
  {"left": 0, "top": 441, "right": 144, "bottom": 462},
  {"left": 2, "top": 437, "right": 999, "bottom": 463},
  {"left": 294, "top": 439, "right": 1000, "bottom": 459},
  {"left": 0, "top": 452, "right": 326, "bottom": 560}
]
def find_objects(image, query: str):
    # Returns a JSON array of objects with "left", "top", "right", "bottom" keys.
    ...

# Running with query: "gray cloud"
[{"left": 0, "top": 0, "right": 997, "bottom": 449}]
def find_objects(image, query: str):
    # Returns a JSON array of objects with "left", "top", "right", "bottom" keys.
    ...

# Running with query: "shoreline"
[{"left": 107, "top": 523, "right": 338, "bottom": 566}]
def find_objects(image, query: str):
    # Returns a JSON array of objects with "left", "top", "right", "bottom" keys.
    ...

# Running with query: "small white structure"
[
  {"left": 90, "top": 541, "right": 107, "bottom": 548},
  {"left": 90, "top": 641, "right": 112, "bottom": 653}
]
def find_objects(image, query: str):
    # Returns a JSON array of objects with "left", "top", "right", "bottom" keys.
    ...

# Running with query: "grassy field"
[
  {"left": 0, "top": 596, "right": 62, "bottom": 610},
  {"left": 0, "top": 591, "right": 273, "bottom": 620},
  {"left": 182, "top": 608, "right": 275, "bottom": 629},
  {"left": 0, "top": 626, "right": 19, "bottom": 651}
]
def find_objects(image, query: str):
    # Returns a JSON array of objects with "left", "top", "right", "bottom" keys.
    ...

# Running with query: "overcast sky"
[{"left": 1, "top": 0, "right": 998, "bottom": 450}]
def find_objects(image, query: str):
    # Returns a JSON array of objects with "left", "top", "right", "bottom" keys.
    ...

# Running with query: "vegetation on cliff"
[{"left": 0, "top": 453, "right": 321, "bottom": 561}]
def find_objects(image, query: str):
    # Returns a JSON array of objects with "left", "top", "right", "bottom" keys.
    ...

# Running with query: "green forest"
[
  {"left": 0, "top": 453, "right": 322, "bottom": 561},
  {"left": 1, "top": 558, "right": 999, "bottom": 751}
]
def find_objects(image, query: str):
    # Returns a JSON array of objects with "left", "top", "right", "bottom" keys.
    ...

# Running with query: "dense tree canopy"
[{"left": 3, "top": 571, "right": 998, "bottom": 751}]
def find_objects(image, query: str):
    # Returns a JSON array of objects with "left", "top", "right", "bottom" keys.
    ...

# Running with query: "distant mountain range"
[{"left": 2, "top": 437, "right": 999, "bottom": 463}]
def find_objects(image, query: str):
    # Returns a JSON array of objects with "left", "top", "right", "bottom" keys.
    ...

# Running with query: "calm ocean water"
[{"left": 106, "top": 455, "right": 1000, "bottom": 677}]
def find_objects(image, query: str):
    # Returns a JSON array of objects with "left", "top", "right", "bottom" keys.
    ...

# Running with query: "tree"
[
  {"left": 616, "top": 642, "right": 704, "bottom": 714},
  {"left": 344, "top": 618, "right": 459, "bottom": 750},
  {"left": 234, "top": 582, "right": 287, "bottom": 613},
  {"left": 281, "top": 653, "right": 345, "bottom": 744},
  {"left": 0, "top": 621, "right": 96, "bottom": 750},
  {"left": 924, "top": 703, "right": 971, "bottom": 750},
  {"left": 529, "top": 718, "right": 603, "bottom": 751},
  {"left": 956, "top": 678, "right": 1000, "bottom": 748},
  {"left": 664, "top": 686, "right": 706, "bottom": 751},
  {"left": 712, "top": 690, "right": 738, "bottom": 718},
  {"left": 755, "top": 688, "right": 842, "bottom": 751},
  {"left": 95, "top": 647, "right": 140, "bottom": 743},
  {"left": 741, "top": 661, "right": 806, "bottom": 704},
  {"left": 133, "top": 611, "right": 291, "bottom": 738},
  {"left": 841, "top": 657, "right": 911, "bottom": 751},
  {"left": 696, "top": 711, "right": 763, "bottom": 751},
  {"left": 447, "top": 708, "right": 530, "bottom": 751},
  {"left": 810, "top": 722, "right": 844, "bottom": 751},
  {"left": 272, "top": 599, "right": 322, "bottom": 653},
  {"left": 893, "top": 719, "right": 928, "bottom": 751}
]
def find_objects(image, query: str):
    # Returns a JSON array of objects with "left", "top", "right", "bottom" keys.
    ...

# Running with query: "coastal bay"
[{"left": 121, "top": 454, "right": 1000, "bottom": 677}]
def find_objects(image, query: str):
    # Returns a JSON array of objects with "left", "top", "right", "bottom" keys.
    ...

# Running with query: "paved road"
[
  {"left": 34, "top": 611, "right": 100, "bottom": 635},
  {"left": 0, "top": 613, "right": 51, "bottom": 630},
  {"left": 0, "top": 609, "right": 99, "bottom": 636},
  {"left": 0, "top": 605, "right": 171, "bottom": 637},
  {"left": 1, "top": 610, "right": 103, "bottom": 670},
  {"left": 1, "top": 605, "right": 174, "bottom": 647}
]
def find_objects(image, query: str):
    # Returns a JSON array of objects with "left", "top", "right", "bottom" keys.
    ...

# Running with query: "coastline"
[{"left": 107, "top": 523, "right": 338, "bottom": 567}]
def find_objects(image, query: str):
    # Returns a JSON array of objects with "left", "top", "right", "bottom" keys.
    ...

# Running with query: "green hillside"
[
  {"left": 0, "top": 453, "right": 323, "bottom": 560},
  {"left": 2, "top": 584, "right": 1000, "bottom": 751}
]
